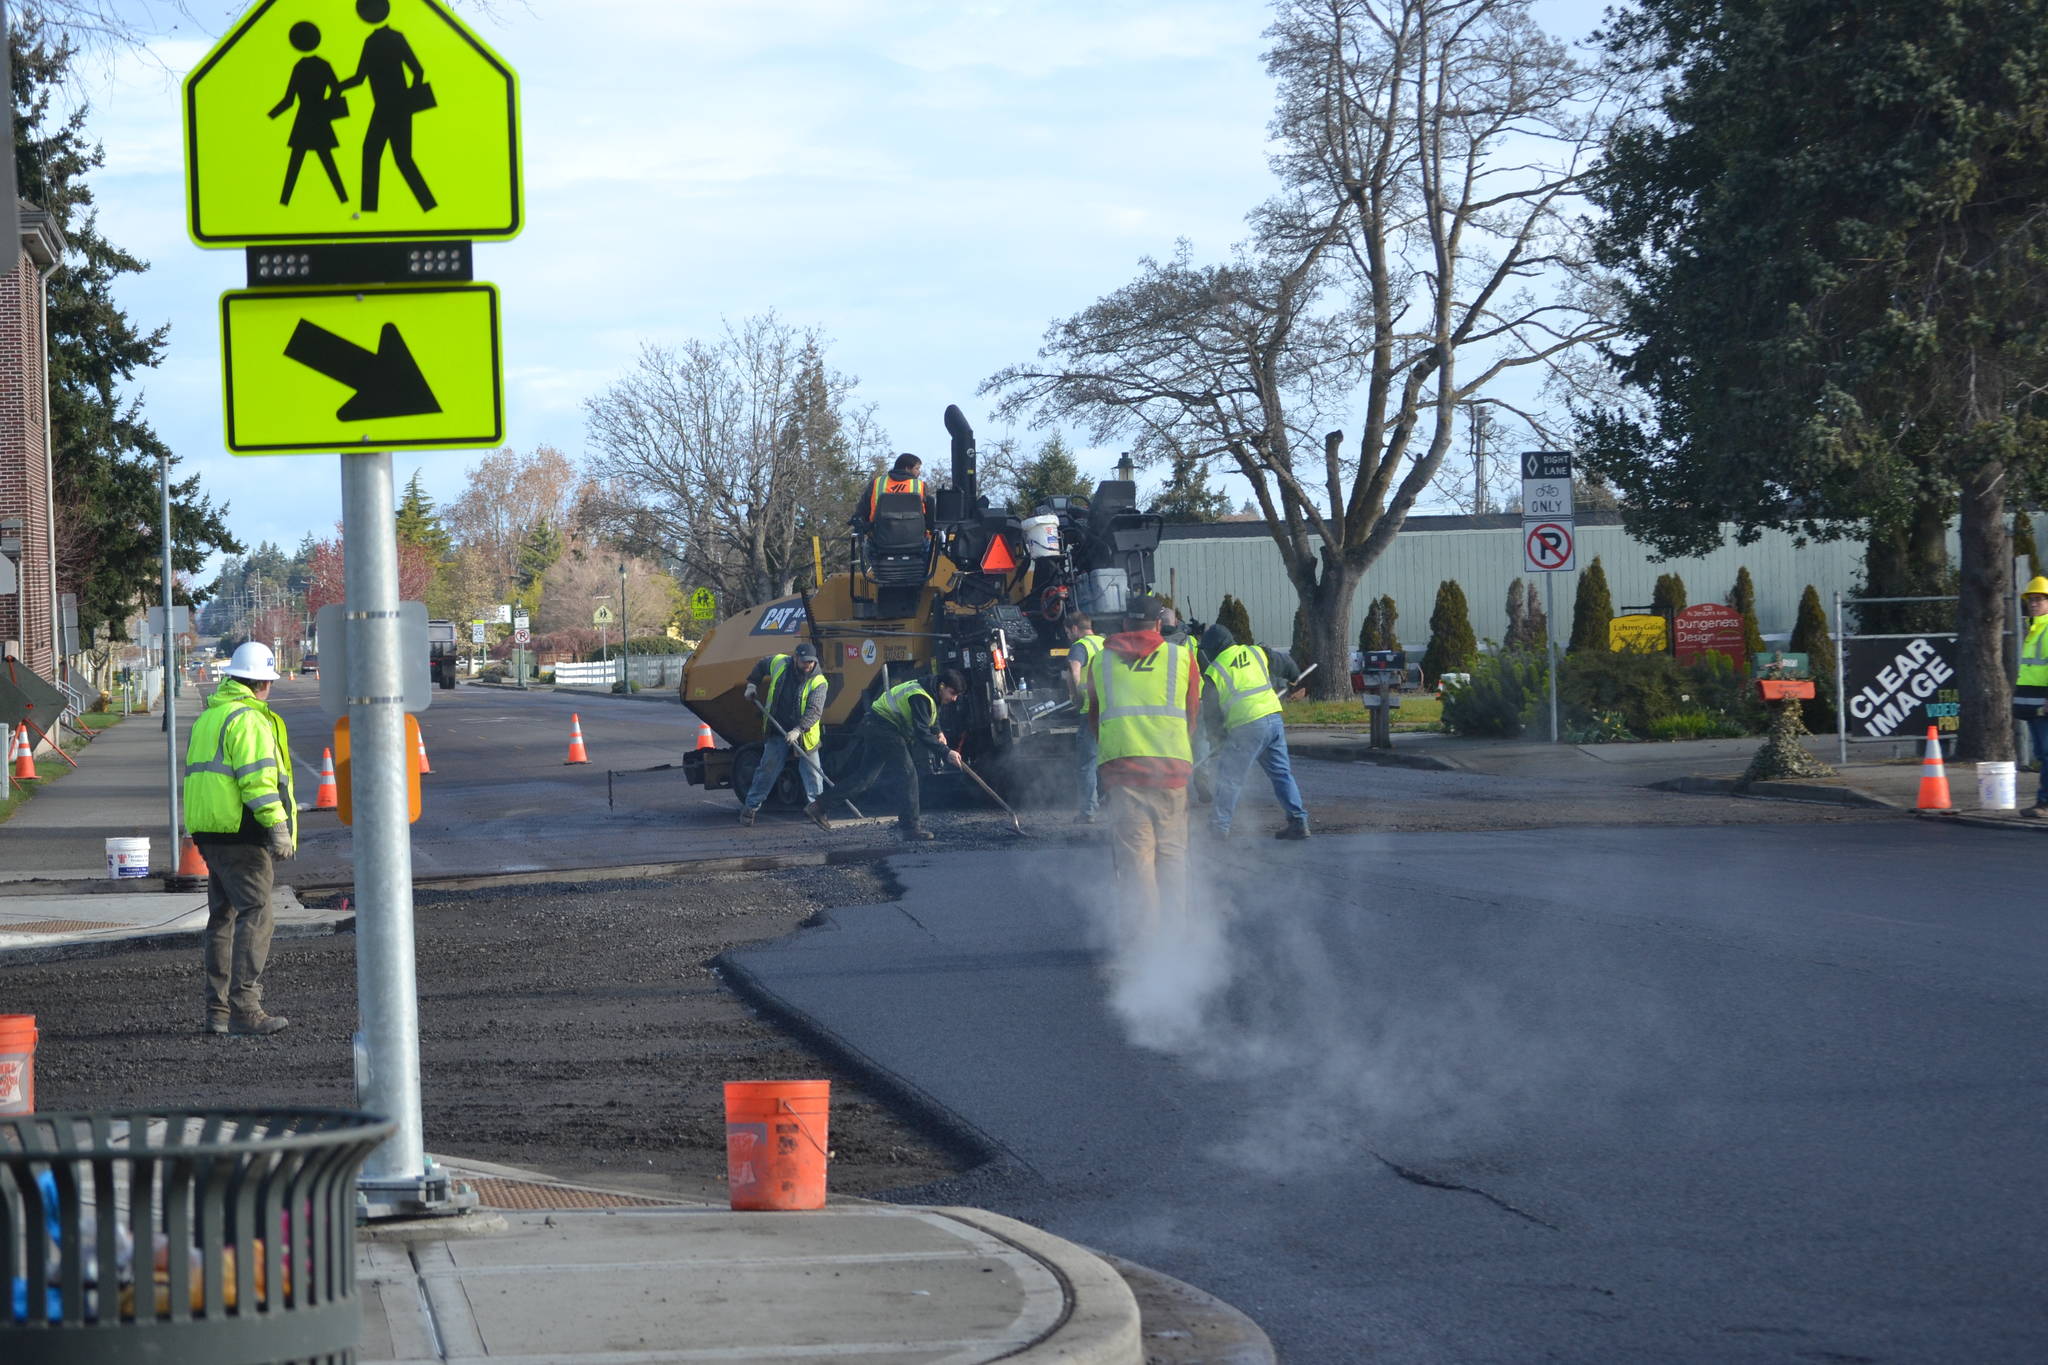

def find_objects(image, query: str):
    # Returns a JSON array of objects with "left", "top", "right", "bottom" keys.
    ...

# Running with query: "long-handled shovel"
[
  {"left": 750, "top": 694, "right": 865, "bottom": 819},
  {"left": 955, "top": 755, "right": 1030, "bottom": 837}
]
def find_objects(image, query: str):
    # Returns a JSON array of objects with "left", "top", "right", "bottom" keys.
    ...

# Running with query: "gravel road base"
[{"left": 3, "top": 863, "right": 963, "bottom": 1201}]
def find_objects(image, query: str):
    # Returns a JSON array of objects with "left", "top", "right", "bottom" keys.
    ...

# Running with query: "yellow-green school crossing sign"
[{"left": 184, "top": 0, "right": 522, "bottom": 245}]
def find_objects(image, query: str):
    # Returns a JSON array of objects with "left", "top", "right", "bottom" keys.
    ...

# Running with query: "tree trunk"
[
  {"left": 1298, "top": 565, "right": 1362, "bottom": 701},
  {"left": 1954, "top": 460, "right": 2013, "bottom": 762}
]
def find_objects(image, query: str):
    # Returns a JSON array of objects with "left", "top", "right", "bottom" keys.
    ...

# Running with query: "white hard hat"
[{"left": 226, "top": 641, "right": 281, "bottom": 681}]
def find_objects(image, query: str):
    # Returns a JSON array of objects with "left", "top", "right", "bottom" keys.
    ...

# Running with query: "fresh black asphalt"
[{"left": 727, "top": 817, "right": 2047, "bottom": 1363}]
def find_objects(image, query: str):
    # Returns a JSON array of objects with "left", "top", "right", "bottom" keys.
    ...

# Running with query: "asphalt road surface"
[{"left": 727, "top": 815, "right": 2047, "bottom": 1363}]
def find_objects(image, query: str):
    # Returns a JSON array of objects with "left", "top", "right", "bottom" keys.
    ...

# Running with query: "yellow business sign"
[
  {"left": 220, "top": 283, "right": 503, "bottom": 454},
  {"left": 1608, "top": 614, "right": 1669, "bottom": 653},
  {"left": 184, "top": 0, "right": 521, "bottom": 245}
]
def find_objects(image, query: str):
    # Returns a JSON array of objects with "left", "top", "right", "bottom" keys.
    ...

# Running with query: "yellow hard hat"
[{"left": 2026, "top": 576, "right": 2048, "bottom": 597}]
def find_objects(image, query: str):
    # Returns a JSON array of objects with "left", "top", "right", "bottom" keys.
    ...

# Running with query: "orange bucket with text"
[
  {"left": 0, "top": 1014, "right": 37, "bottom": 1114},
  {"left": 723, "top": 1080, "right": 830, "bottom": 1211}
]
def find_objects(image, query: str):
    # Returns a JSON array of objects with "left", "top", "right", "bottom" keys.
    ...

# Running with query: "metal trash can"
[{"left": 0, "top": 1108, "right": 393, "bottom": 1364}]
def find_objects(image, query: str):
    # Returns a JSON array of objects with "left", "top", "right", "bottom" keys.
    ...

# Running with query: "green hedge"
[{"left": 1445, "top": 647, "right": 1761, "bottom": 742}]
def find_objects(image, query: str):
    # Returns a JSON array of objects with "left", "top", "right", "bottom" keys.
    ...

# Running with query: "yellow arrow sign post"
[
  {"left": 184, "top": 0, "right": 521, "bottom": 245},
  {"left": 183, "top": 0, "right": 522, "bottom": 1216},
  {"left": 220, "top": 283, "right": 502, "bottom": 453}
]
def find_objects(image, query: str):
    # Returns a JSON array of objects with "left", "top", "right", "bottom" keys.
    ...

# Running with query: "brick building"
[{"left": 0, "top": 204, "right": 63, "bottom": 680}]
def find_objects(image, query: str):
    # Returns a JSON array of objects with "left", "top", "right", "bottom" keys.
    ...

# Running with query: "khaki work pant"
[
  {"left": 1107, "top": 784, "right": 1189, "bottom": 929},
  {"left": 201, "top": 842, "right": 277, "bottom": 1021}
]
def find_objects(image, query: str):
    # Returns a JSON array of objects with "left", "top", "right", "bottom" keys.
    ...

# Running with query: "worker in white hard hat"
[
  {"left": 182, "top": 641, "right": 298, "bottom": 1035},
  {"left": 2018, "top": 575, "right": 2048, "bottom": 818}
]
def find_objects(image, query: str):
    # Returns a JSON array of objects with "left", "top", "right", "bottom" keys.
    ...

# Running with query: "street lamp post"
[{"left": 618, "top": 563, "right": 628, "bottom": 692}]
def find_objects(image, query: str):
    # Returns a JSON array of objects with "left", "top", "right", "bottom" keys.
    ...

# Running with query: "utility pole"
[
  {"left": 159, "top": 454, "right": 180, "bottom": 854},
  {"left": 1469, "top": 404, "right": 1493, "bottom": 515},
  {"left": 618, "top": 562, "right": 628, "bottom": 692}
]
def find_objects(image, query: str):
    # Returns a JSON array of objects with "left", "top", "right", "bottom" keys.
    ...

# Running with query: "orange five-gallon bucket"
[
  {"left": 0, "top": 1014, "right": 37, "bottom": 1115},
  {"left": 724, "top": 1079, "right": 830, "bottom": 1211}
]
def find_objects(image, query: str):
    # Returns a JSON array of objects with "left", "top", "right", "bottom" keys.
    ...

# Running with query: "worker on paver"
[
  {"left": 850, "top": 453, "right": 936, "bottom": 540},
  {"left": 1066, "top": 613, "right": 1104, "bottom": 824},
  {"left": 740, "top": 641, "right": 832, "bottom": 830},
  {"left": 182, "top": 642, "right": 297, "bottom": 1037},
  {"left": 1084, "top": 594, "right": 1201, "bottom": 927},
  {"left": 1198, "top": 624, "right": 1311, "bottom": 840},
  {"left": 2018, "top": 575, "right": 2048, "bottom": 818},
  {"left": 836, "top": 670, "right": 966, "bottom": 840}
]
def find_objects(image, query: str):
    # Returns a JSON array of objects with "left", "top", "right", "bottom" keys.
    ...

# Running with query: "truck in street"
[{"left": 428, "top": 619, "right": 460, "bottom": 689}]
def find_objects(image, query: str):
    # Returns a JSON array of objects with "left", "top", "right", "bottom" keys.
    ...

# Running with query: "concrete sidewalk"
[
  {"left": 360, "top": 1159, "right": 1167, "bottom": 1365},
  {"left": 1, "top": 709, "right": 196, "bottom": 881}
]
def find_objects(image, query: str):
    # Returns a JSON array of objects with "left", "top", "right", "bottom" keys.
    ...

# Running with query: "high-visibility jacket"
[
  {"left": 871, "top": 678, "right": 940, "bottom": 742},
  {"left": 1202, "top": 644, "right": 1285, "bottom": 732},
  {"left": 764, "top": 654, "right": 827, "bottom": 750},
  {"left": 1088, "top": 641, "right": 1193, "bottom": 765},
  {"left": 1069, "top": 633, "right": 1104, "bottom": 713},
  {"left": 2017, "top": 616, "right": 2048, "bottom": 704},
  {"left": 183, "top": 678, "right": 297, "bottom": 842},
  {"left": 864, "top": 475, "right": 929, "bottom": 522}
]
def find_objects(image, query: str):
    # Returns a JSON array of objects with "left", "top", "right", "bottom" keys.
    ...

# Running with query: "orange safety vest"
[{"left": 866, "top": 475, "right": 928, "bottom": 520}]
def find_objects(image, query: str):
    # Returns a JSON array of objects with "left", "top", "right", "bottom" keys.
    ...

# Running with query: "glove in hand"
[{"left": 265, "top": 823, "right": 297, "bottom": 860}]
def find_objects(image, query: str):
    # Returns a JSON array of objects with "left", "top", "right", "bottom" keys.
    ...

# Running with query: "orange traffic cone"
[
  {"left": 1915, "top": 725, "right": 1954, "bottom": 813},
  {"left": 314, "top": 748, "right": 339, "bottom": 809},
  {"left": 11, "top": 726, "right": 36, "bottom": 781},
  {"left": 694, "top": 721, "right": 714, "bottom": 751},
  {"left": 414, "top": 729, "right": 432, "bottom": 775},
  {"left": 176, "top": 836, "right": 209, "bottom": 879},
  {"left": 565, "top": 713, "right": 590, "bottom": 765}
]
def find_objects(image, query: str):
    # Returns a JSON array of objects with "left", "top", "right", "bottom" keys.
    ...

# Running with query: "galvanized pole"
[
  {"left": 160, "top": 454, "right": 180, "bottom": 852},
  {"left": 341, "top": 451, "right": 428, "bottom": 1200},
  {"left": 1833, "top": 590, "right": 1849, "bottom": 767},
  {"left": 618, "top": 562, "right": 628, "bottom": 691},
  {"left": 1546, "top": 570, "right": 1559, "bottom": 743}
]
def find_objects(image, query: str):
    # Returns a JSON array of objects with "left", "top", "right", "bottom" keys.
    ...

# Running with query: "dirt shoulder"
[{"left": 4, "top": 863, "right": 963, "bottom": 1202}]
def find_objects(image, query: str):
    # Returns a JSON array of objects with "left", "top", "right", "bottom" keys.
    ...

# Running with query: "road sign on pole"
[
  {"left": 1524, "top": 520, "right": 1576, "bottom": 574},
  {"left": 591, "top": 605, "right": 615, "bottom": 626},
  {"left": 221, "top": 283, "right": 502, "bottom": 454},
  {"left": 689, "top": 587, "right": 717, "bottom": 622},
  {"left": 183, "top": 0, "right": 523, "bottom": 247}
]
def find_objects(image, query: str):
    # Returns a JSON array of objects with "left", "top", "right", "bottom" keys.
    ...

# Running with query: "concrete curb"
[
  {"left": 1097, "top": 1251, "right": 1278, "bottom": 1365},
  {"left": 935, "top": 1207, "right": 1145, "bottom": 1365},
  {"left": 1914, "top": 809, "right": 2048, "bottom": 833},
  {"left": 1651, "top": 775, "right": 1897, "bottom": 809},
  {"left": 0, "top": 915, "right": 350, "bottom": 966}
]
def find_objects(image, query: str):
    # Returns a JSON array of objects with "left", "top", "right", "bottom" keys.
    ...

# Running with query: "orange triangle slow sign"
[{"left": 980, "top": 535, "right": 1018, "bottom": 574}]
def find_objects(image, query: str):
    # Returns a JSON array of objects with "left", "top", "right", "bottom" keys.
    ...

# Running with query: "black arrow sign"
[{"left": 284, "top": 320, "right": 441, "bottom": 422}]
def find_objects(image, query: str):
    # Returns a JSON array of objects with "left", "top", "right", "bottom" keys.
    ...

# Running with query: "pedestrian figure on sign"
[
  {"left": 267, "top": 22, "right": 349, "bottom": 206},
  {"left": 340, "top": 0, "right": 438, "bottom": 213}
]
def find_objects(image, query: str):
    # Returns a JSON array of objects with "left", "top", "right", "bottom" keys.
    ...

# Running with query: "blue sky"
[{"left": 70, "top": 0, "right": 1608, "bottom": 578}]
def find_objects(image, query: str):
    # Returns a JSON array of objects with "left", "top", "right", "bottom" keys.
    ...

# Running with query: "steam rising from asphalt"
[{"left": 1088, "top": 834, "right": 1673, "bottom": 1156}]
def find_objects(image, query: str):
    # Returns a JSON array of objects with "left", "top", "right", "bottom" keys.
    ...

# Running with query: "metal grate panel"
[
  {"left": 466, "top": 1176, "right": 682, "bottom": 1210},
  {"left": 0, "top": 919, "right": 124, "bottom": 934}
]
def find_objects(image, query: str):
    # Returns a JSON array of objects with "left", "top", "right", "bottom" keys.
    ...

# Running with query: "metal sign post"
[
  {"left": 1522, "top": 452, "right": 1575, "bottom": 745},
  {"left": 1546, "top": 571, "right": 1559, "bottom": 744},
  {"left": 159, "top": 454, "right": 181, "bottom": 848}
]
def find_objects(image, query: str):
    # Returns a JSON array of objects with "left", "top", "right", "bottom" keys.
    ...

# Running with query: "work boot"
[
  {"left": 1274, "top": 817, "right": 1311, "bottom": 841},
  {"left": 229, "top": 1012, "right": 289, "bottom": 1036},
  {"left": 203, "top": 1013, "right": 229, "bottom": 1036},
  {"left": 804, "top": 800, "right": 834, "bottom": 831},
  {"left": 2023, "top": 801, "right": 2048, "bottom": 820},
  {"left": 1073, "top": 812, "right": 1095, "bottom": 826},
  {"left": 738, "top": 806, "right": 757, "bottom": 827},
  {"left": 899, "top": 825, "right": 935, "bottom": 842}
]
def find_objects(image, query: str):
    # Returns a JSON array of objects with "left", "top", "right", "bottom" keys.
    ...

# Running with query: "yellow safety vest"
[
  {"left": 1088, "top": 641, "right": 1192, "bottom": 765},
  {"left": 871, "top": 679, "right": 938, "bottom": 739},
  {"left": 2019, "top": 616, "right": 2048, "bottom": 694},
  {"left": 182, "top": 679, "right": 297, "bottom": 841},
  {"left": 764, "top": 654, "right": 827, "bottom": 751},
  {"left": 1203, "top": 645, "right": 1285, "bottom": 732},
  {"left": 866, "top": 475, "right": 928, "bottom": 520},
  {"left": 1069, "top": 633, "right": 1104, "bottom": 714}
]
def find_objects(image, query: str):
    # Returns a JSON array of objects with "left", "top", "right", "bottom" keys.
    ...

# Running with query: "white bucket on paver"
[
  {"left": 105, "top": 836, "right": 150, "bottom": 879},
  {"left": 1021, "top": 514, "right": 1062, "bottom": 560},
  {"left": 1976, "top": 761, "right": 2017, "bottom": 811}
]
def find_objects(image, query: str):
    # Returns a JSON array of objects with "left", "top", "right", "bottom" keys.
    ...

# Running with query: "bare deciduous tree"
[
  {"left": 442, "top": 445, "right": 579, "bottom": 596},
  {"left": 985, "top": 0, "right": 1631, "bottom": 694},
  {"left": 582, "top": 315, "right": 883, "bottom": 611}
]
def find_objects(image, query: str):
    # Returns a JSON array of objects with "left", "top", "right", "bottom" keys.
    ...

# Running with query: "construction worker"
[
  {"left": 850, "top": 453, "right": 935, "bottom": 537},
  {"left": 1084, "top": 594, "right": 1202, "bottom": 927},
  {"left": 2018, "top": 575, "right": 2048, "bottom": 818},
  {"left": 1198, "top": 624, "right": 1311, "bottom": 840},
  {"left": 182, "top": 642, "right": 297, "bottom": 1037},
  {"left": 837, "top": 669, "right": 966, "bottom": 839},
  {"left": 740, "top": 641, "right": 832, "bottom": 830},
  {"left": 1066, "top": 613, "right": 1104, "bottom": 823}
]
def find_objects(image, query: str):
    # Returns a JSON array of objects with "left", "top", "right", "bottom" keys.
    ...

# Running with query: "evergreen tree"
[
  {"left": 1651, "top": 572, "right": 1688, "bottom": 617},
  {"left": 1215, "top": 593, "right": 1253, "bottom": 646},
  {"left": 1006, "top": 434, "right": 1093, "bottom": 517},
  {"left": 1359, "top": 594, "right": 1399, "bottom": 653},
  {"left": 1569, "top": 557, "right": 1614, "bottom": 654},
  {"left": 1420, "top": 580, "right": 1476, "bottom": 685},
  {"left": 1788, "top": 584, "right": 1837, "bottom": 732},
  {"left": 1503, "top": 579, "right": 1531, "bottom": 652},
  {"left": 1291, "top": 606, "right": 1313, "bottom": 665},
  {"left": 396, "top": 471, "right": 453, "bottom": 559},
  {"left": 1149, "top": 454, "right": 1230, "bottom": 522},
  {"left": 2016, "top": 511, "right": 2040, "bottom": 579},
  {"left": 1730, "top": 566, "right": 1766, "bottom": 656},
  {"left": 15, "top": 22, "right": 236, "bottom": 636}
]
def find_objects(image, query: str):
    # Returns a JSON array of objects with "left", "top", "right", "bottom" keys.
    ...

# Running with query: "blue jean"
[
  {"left": 2029, "top": 715, "right": 2048, "bottom": 803},
  {"left": 744, "top": 734, "right": 823, "bottom": 810},
  {"left": 1210, "top": 714, "right": 1307, "bottom": 834},
  {"left": 1076, "top": 722, "right": 1099, "bottom": 816}
]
